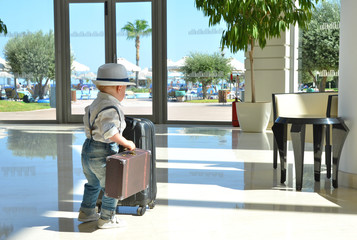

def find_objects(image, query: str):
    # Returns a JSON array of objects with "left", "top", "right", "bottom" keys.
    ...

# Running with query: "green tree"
[
  {"left": 0, "top": 18, "right": 7, "bottom": 35},
  {"left": 4, "top": 31, "right": 55, "bottom": 99},
  {"left": 122, "top": 19, "right": 152, "bottom": 85},
  {"left": 181, "top": 52, "right": 231, "bottom": 99},
  {"left": 195, "top": 0, "right": 320, "bottom": 102},
  {"left": 301, "top": 0, "right": 340, "bottom": 92}
]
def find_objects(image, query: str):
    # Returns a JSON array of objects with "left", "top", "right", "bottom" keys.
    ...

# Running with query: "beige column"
[
  {"left": 338, "top": 0, "right": 357, "bottom": 188},
  {"left": 244, "top": 27, "right": 299, "bottom": 123}
]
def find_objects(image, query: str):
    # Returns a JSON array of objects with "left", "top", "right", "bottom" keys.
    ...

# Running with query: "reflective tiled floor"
[{"left": 1, "top": 124, "right": 357, "bottom": 240}]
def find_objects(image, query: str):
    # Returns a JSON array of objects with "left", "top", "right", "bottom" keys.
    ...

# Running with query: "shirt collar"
[{"left": 97, "top": 91, "right": 122, "bottom": 105}]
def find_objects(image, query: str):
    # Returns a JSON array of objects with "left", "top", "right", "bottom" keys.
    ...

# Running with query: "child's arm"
[{"left": 109, "top": 133, "right": 136, "bottom": 151}]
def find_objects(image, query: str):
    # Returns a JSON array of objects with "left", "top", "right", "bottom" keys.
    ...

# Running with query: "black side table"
[{"left": 272, "top": 116, "right": 349, "bottom": 191}]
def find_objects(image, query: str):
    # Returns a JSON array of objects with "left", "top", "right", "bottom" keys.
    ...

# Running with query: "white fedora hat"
[{"left": 92, "top": 63, "right": 136, "bottom": 86}]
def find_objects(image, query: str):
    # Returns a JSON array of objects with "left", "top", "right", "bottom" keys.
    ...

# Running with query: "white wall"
[{"left": 338, "top": 0, "right": 357, "bottom": 187}]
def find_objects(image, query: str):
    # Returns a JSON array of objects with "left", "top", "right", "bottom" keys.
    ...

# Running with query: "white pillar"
[{"left": 338, "top": 0, "right": 357, "bottom": 188}]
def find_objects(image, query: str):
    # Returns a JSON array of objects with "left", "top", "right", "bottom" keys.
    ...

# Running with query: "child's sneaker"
[
  {"left": 97, "top": 216, "right": 127, "bottom": 229},
  {"left": 78, "top": 210, "right": 100, "bottom": 222}
]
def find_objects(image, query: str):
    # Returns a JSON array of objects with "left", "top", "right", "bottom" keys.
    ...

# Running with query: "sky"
[{"left": 0, "top": 0, "right": 244, "bottom": 74}]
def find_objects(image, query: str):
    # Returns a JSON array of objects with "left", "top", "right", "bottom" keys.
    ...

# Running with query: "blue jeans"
[{"left": 80, "top": 138, "right": 119, "bottom": 220}]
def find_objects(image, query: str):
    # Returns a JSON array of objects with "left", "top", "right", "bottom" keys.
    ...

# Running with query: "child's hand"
[
  {"left": 110, "top": 133, "right": 136, "bottom": 151},
  {"left": 126, "top": 140, "right": 136, "bottom": 151}
]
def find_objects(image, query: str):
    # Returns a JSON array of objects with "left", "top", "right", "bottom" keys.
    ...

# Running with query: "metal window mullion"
[
  {"left": 152, "top": 0, "right": 167, "bottom": 124},
  {"left": 106, "top": 0, "right": 117, "bottom": 63},
  {"left": 54, "top": 0, "right": 71, "bottom": 123}
]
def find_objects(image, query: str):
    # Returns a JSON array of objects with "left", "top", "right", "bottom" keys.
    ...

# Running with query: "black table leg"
[
  {"left": 313, "top": 125, "right": 324, "bottom": 182},
  {"left": 273, "top": 141, "right": 278, "bottom": 169},
  {"left": 272, "top": 123, "right": 287, "bottom": 184},
  {"left": 290, "top": 124, "right": 306, "bottom": 191},
  {"left": 332, "top": 122, "right": 349, "bottom": 188}
]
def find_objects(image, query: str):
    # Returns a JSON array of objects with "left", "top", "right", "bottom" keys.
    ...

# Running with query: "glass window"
[
  {"left": 0, "top": 0, "right": 55, "bottom": 121},
  {"left": 298, "top": 0, "right": 340, "bottom": 93},
  {"left": 167, "top": 0, "right": 245, "bottom": 122}
]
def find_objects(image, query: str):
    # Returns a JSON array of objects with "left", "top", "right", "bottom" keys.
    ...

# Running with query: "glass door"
[
  {"left": 115, "top": 1, "right": 153, "bottom": 117},
  {"left": 66, "top": 0, "right": 153, "bottom": 122},
  {"left": 69, "top": 2, "right": 105, "bottom": 116}
]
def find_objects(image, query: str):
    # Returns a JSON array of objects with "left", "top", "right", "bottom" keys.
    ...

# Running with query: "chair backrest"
[{"left": 272, "top": 92, "right": 338, "bottom": 120}]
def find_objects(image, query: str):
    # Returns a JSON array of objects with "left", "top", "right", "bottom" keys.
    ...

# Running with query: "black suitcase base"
[{"left": 96, "top": 190, "right": 155, "bottom": 216}]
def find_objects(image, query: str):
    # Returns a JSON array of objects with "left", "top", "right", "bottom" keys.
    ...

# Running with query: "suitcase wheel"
[
  {"left": 148, "top": 201, "right": 156, "bottom": 209},
  {"left": 137, "top": 206, "right": 146, "bottom": 216}
]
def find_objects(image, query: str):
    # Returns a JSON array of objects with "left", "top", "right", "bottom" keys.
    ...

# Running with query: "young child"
[{"left": 78, "top": 63, "right": 136, "bottom": 229}]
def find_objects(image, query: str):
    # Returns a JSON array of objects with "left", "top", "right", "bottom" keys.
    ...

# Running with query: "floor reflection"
[{"left": 1, "top": 124, "right": 357, "bottom": 240}]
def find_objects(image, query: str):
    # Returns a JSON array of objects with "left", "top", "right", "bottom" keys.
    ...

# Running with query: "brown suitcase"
[{"left": 105, "top": 149, "right": 151, "bottom": 200}]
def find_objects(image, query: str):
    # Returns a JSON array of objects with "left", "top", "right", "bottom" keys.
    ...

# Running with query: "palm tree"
[
  {"left": 122, "top": 19, "right": 151, "bottom": 85},
  {"left": 0, "top": 18, "right": 7, "bottom": 35}
]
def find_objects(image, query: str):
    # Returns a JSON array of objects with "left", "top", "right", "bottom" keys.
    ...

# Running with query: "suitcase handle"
[{"left": 122, "top": 150, "right": 136, "bottom": 156}]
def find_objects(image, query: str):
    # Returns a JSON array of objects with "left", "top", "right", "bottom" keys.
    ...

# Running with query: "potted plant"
[{"left": 195, "top": 0, "right": 320, "bottom": 132}]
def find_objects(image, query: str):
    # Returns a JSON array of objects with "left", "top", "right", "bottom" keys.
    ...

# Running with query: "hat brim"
[{"left": 92, "top": 78, "right": 136, "bottom": 86}]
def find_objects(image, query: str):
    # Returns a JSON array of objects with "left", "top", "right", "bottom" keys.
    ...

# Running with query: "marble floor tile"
[{"left": 0, "top": 124, "right": 357, "bottom": 240}]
